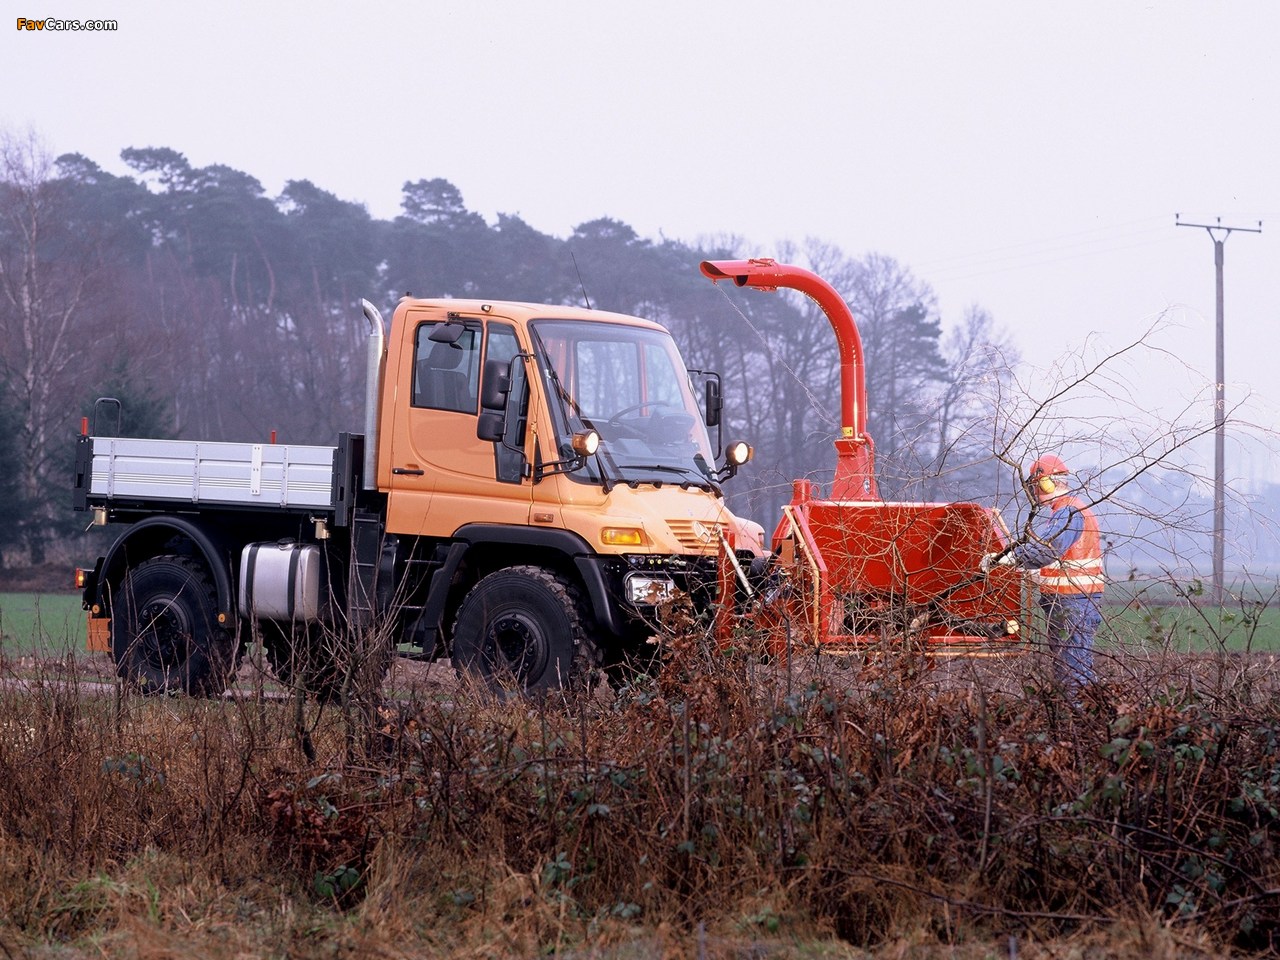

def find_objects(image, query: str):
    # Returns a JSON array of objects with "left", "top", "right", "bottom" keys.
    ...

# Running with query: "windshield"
[{"left": 530, "top": 319, "right": 717, "bottom": 487}]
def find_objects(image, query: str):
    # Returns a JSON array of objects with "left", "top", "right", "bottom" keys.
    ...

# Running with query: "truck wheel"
[
  {"left": 263, "top": 622, "right": 391, "bottom": 703},
  {"left": 111, "top": 555, "right": 235, "bottom": 697},
  {"left": 451, "top": 566, "right": 599, "bottom": 694}
]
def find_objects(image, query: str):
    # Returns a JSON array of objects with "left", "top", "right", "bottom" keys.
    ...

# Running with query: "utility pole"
[{"left": 1175, "top": 214, "right": 1262, "bottom": 607}]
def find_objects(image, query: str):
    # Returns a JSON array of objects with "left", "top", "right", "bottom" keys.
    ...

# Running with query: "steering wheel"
[
  {"left": 606, "top": 401, "right": 698, "bottom": 445},
  {"left": 607, "top": 400, "right": 674, "bottom": 421},
  {"left": 603, "top": 400, "right": 676, "bottom": 441}
]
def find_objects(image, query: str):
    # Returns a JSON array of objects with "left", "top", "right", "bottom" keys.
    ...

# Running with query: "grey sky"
[{"left": 5, "top": 0, "right": 1278, "bottom": 481}]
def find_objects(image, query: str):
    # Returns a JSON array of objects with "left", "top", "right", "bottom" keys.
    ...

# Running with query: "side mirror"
[
  {"left": 689, "top": 368, "right": 725, "bottom": 455},
  {"left": 477, "top": 357, "right": 511, "bottom": 442},
  {"left": 477, "top": 412, "right": 503, "bottom": 442},
  {"left": 501, "top": 360, "right": 528, "bottom": 450},
  {"left": 480, "top": 358, "right": 510, "bottom": 411},
  {"left": 704, "top": 379, "right": 722, "bottom": 428}
]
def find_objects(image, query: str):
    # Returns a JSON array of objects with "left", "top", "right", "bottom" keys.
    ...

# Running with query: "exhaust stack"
[{"left": 360, "top": 299, "right": 386, "bottom": 491}]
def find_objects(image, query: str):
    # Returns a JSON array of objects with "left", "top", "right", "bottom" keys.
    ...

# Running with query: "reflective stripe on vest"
[{"left": 1036, "top": 495, "right": 1105, "bottom": 595}]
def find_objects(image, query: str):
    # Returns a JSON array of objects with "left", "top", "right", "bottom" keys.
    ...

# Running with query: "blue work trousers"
[{"left": 1038, "top": 593, "right": 1102, "bottom": 689}]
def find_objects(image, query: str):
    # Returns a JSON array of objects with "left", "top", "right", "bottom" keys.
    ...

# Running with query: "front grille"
[{"left": 666, "top": 519, "right": 726, "bottom": 555}]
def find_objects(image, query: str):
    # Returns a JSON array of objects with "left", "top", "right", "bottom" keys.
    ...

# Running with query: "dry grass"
[{"left": 1, "top": 617, "right": 1278, "bottom": 958}]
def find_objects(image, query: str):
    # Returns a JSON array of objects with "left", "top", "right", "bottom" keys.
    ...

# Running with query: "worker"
[{"left": 982, "top": 455, "right": 1105, "bottom": 691}]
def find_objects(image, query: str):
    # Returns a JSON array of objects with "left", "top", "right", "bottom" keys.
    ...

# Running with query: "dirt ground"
[
  {"left": 9, "top": 642, "right": 1272, "bottom": 711},
  {"left": 1, "top": 645, "right": 457, "bottom": 698}
]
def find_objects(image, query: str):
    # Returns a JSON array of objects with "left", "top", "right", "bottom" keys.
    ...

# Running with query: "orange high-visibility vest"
[{"left": 1037, "top": 495, "right": 1105, "bottom": 595}]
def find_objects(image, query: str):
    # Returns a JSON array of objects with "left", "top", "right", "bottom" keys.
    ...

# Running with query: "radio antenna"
[{"left": 570, "top": 252, "right": 592, "bottom": 310}]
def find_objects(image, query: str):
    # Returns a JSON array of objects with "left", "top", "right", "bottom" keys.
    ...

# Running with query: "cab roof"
[{"left": 394, "top": 297, "right": 670, "bottom": 333}]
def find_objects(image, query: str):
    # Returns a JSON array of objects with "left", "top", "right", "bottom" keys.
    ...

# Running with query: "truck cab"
[{"left": 370, "top": 297, "right": 763, "bottom": 687}]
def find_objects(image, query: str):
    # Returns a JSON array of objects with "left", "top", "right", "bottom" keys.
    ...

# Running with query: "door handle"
[{"left": 392, "top": 467, "right": 425, "bottom": 476}]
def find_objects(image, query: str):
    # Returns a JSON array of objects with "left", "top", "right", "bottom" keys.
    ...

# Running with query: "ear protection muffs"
[{"left": 1036, "top": 475, "right": 1057, "bottom": 494}]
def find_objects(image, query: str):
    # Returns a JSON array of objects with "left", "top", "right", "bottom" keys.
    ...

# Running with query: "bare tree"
[
  {"left": 915, "top": 305, "right": 1022, "bottom": 501},
  {"left": 0, "top": 130, "right": 106, "bottom": 562},
  {"left": 981, "top": 318, "right": 1278, "bottom": 622}
]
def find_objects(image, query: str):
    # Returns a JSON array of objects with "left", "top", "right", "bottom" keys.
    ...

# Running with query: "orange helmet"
[
  {"left": 1028, "top": 454, "right": 1069, "bottom": 480},
  {"left": 1026, "top": 455, "right": 1069, "bottom": 495}
]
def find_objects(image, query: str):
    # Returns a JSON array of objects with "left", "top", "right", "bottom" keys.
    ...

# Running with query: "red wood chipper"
[{"left": 702, "top": 258, "right": 1027, "bottom": 655}]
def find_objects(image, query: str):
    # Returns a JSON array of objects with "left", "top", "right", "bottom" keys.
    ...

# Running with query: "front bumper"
[{"left": 600, "top": 553, "right": 720, "bottom": 620}]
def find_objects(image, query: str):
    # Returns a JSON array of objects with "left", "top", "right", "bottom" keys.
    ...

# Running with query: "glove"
[{"left": 980, "top": 551, "right": 1016, "bottom": 574}]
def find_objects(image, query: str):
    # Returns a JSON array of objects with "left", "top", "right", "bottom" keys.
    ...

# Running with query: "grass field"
[
  {"left": 0, "top": 591, "right": 85, "bottom": 655},
  {"left": 1100, "top": 604, "right": 1280, "bottom": 652},
  {"left": 2, "top": 615, "right": 1278, "bottom": 957}
]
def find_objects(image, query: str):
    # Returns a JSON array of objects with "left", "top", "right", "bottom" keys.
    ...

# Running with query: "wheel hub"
[
  {"left": 489, "top": 614, "right": 548, "bottom": 681},
  {"left": 137, "top": 598, "right": 191, "bottom": 669}
]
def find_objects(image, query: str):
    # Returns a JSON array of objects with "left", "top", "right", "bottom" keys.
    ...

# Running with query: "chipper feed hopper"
[{"left": 701, "top": 258, "right": 1026, "bottom": 653}]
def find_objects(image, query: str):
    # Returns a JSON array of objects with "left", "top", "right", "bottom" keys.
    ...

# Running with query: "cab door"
[{"left": 385, "top": 313, "right": 531, "bottom": 537}]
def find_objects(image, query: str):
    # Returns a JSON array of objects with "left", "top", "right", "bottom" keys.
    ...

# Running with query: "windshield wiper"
[{"left": 593, "top": 447, "right": 622, "bottom": 493}]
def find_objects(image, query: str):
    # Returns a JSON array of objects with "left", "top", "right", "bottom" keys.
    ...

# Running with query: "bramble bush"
[{"left": 0, "top": 622, "right": 1277, "bottom": 957}]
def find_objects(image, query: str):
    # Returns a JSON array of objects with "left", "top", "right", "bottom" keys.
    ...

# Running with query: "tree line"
[{"left": 0, "top": 130, "right": 1018, "bottom": 567}]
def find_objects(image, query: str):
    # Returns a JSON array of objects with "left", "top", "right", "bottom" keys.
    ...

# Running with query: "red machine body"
[{"left": 701, "top": 258, "right": 1025, "bottom": 652}]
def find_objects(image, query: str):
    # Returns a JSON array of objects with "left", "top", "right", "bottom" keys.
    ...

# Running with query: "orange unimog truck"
[{"left": 74, "top": 296, "right": 762, "bottom": 698}]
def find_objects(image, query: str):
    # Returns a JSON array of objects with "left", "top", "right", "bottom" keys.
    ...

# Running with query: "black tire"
[
  {"left": 263, "top": 620, "right": 391, "bottom": 703},
  {"left": 451, "top": 566, "right": 598, "bottom": 694},
  {"left": 111, "top": 555, "right": 236, "bottom": 696}
]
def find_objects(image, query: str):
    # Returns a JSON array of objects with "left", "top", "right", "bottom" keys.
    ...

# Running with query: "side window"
[
  {"left": 413, "top": 323, "right": 481, "bottom": 413},
  {"left": 486, "top": 324, "right": 520, "bottom": 372}
]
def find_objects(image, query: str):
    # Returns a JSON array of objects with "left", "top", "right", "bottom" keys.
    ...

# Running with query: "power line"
[
  {"left": 916, "top": 218, "right": 1172, "bottom": 273},
  {"left": 926, "top": 232, "right": 1180, "bottom": 284}
]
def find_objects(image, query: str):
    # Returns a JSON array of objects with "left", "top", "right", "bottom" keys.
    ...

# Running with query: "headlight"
[
  {"left": 625, "top": 573, "right": 677, "bottom": 605},
  {"left": 726, "top": 440, "right": 752, "bottom": 466},
  {"left": 572, "top": 430, "right": 600, "bottom": 456}
]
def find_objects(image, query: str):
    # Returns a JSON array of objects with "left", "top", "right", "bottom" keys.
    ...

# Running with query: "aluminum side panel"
[{"left": 88, "top": 437, "right": 336, "bottom": 510}]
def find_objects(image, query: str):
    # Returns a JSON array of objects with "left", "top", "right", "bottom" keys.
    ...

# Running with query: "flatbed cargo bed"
[{"left": 79, "top": 436, "right": 338, "bottom": 512}]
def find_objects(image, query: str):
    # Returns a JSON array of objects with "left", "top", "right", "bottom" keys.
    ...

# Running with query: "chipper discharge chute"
[{"left": 701, "top": 258, "right": 1025, "bottom": 654}]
